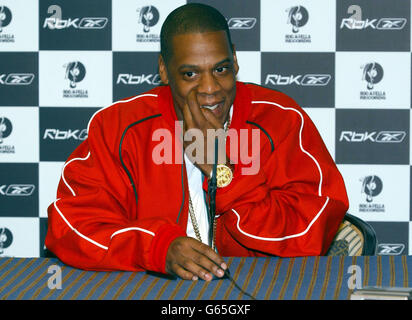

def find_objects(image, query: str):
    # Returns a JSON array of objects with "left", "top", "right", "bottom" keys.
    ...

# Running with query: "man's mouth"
[
  {"left": 200, "top": 103, "right": 220, "bottom": 111},
  {"left": 200, "top": 100, "right": 225, "bottom": 112}
]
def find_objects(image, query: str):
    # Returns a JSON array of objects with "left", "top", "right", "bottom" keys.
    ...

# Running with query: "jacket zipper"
[{"left": 212, "top": 217, "right": 217, "bottom": 251}]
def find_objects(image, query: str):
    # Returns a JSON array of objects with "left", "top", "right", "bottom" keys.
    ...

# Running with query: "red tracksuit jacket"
[{"left": 45, "top": 82, "right": 349, "bottom": 273}]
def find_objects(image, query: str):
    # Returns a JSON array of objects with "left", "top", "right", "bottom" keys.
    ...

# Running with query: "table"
[{"left": 0, "top": 256, "right": 410, "bottom": 300}]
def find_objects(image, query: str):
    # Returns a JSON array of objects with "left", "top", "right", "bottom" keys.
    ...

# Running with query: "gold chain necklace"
[
  {"left": 188, "top": 193, "right": 203, "bottom": 242},
  {"left": 187, "top": 115, "right": 232, "bottom": 247}
]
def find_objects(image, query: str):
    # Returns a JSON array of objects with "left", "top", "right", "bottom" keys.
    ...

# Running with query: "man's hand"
[
  {"left": 166, "top": 236, "right": 228, "bottom": 281},
  {"left": 182, "top": 88, "right": 227, "bottom": 177}
]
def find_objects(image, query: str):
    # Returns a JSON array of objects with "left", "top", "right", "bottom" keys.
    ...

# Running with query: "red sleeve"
[
  {"left": 45, "top": 112, "right": 186, "bottom": 273},
  {"left": 212, "top": 104, "right": 349, "bottom": 257}
]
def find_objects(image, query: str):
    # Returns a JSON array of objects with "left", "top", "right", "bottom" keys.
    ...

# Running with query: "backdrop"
[{"left": 0, "top": 0, "right": 411, "bottom": 258}]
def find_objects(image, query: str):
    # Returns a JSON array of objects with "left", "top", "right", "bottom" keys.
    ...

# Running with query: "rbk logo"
[
  {"left": 43, "top": 128, "right": 88, "bottom": 141},
  {"left": 0, "top": 74, "right": 35, "bottom": 85},
  {"left": 43, "top": 17, "right": 108, "bottom": 29},
  {"left": 116, "top": 73, "right": 160, "bottom": 85},
  {"left": 339, "top": 131, "right": 406, "bottom": 143},
  {"left": 377, "top": 243, "right": 405, "bottom": 255},
  {"left": 0, "top": 184, "right": 35, "bottom": 196},
  {"left": 378, "top": 18, "right": 407, "bottom": 29},
  {"left": 300, "top": 75, "right": 331, "bottom": 86},
  {"left": 375, "top": 131, "right": 406, "bottom": 143},
  {"left": 340, "top": 18, "right": 407, "bottom": 30},
  {"left": 78, "top": 18, "right": 108, "bottom": 29},
  {"left": 265, "top": 74, "right": 331, "bottom": 86},
  {"left": 228, "top": 18, "right": 257, "bottom": 29}
]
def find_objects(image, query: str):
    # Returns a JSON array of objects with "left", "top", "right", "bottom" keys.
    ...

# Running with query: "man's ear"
[
  {"left": 231, "top": 44, "right": 239, "bottom": 76},
  {"left": 158, "top": 54, "right": 169, "bottom": 85}
]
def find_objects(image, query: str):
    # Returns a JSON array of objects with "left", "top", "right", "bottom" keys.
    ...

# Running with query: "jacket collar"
[{"left": 230, "top": 81, "right": 252, "bottom": 131}]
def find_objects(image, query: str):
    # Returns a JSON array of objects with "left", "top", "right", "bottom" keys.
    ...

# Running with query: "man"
[{"left": 45, "top": 3, "right": 349, "bottom": 281}]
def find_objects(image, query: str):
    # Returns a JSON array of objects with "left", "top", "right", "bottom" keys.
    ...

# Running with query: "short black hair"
[{"left": 160, "top": 3, "right": 233, "bottom": 65}]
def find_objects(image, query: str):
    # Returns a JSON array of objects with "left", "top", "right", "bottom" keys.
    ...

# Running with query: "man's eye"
[
  {"left": 215, "top": 66, "right": 229, "bottom": 74},
  {"left": 184, "top": 71, "right": 196, "bottom": 78}
]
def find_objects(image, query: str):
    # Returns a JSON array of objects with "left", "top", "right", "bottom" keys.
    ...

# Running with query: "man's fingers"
[
  {"left": 182, "top": 101, "right": 195, "bottom": 131},
  {"left": 182, "top": 88, "right": 201, "bottom": 130},
  {"left": 180, "top": 240, "right": 225, "bottom": 280},
  {"left": 192, "top": 252, "right": 225, "bottom": 279},
  {"left": 170, "top": 256, "right": 214, "bottom": 281},
  {"left": 181, "top": 258, "right": 214, "bottom": 281},
  {"left": 201, "top": 108, "right": 223, "bottom": 129},
  {"left": 169, "top": 262, "right": 198, "bottom": 281},
  {"left": 186, "top": 88, "right": 209, "bottom": 127},
  {"left": 166, "top": 237, "right": 227, "bottom": 281},
  {"left": 191, "top": 241, "right": 227, "bottom": 275}
]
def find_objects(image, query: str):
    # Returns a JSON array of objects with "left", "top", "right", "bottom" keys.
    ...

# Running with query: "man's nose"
[{"left": 197, "top": 72, "right": 220, "bottom": 96}]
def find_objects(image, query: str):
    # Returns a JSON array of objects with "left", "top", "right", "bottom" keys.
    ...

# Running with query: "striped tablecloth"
[{"left": 0, "top": 256, "right": 410, "bottom": 300}]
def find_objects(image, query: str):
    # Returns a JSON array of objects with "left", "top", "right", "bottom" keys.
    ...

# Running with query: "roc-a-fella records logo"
[
  {"left": 0, "top": 5, "right": 14, "bottom": 43},
  {"left": 0, "top": 227, "right": 13, "bottom": 255},
  {"left": 359, "top": 175, "right": 385, "bottom": 213},
  {"left": 285, "top": 5, "right": 311, "bottom": 43},
  {"left": 0, "top": 117, "right": 15, "bottom": 154},
  {"left": 62, "top": 61, "right": 88, "bottom": 98},
  {"left": 136, "top": 5, "right": 160, "bottom": 43},
  {"left": 360, "top": 62, "right": 385, "bottom": 101}
]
